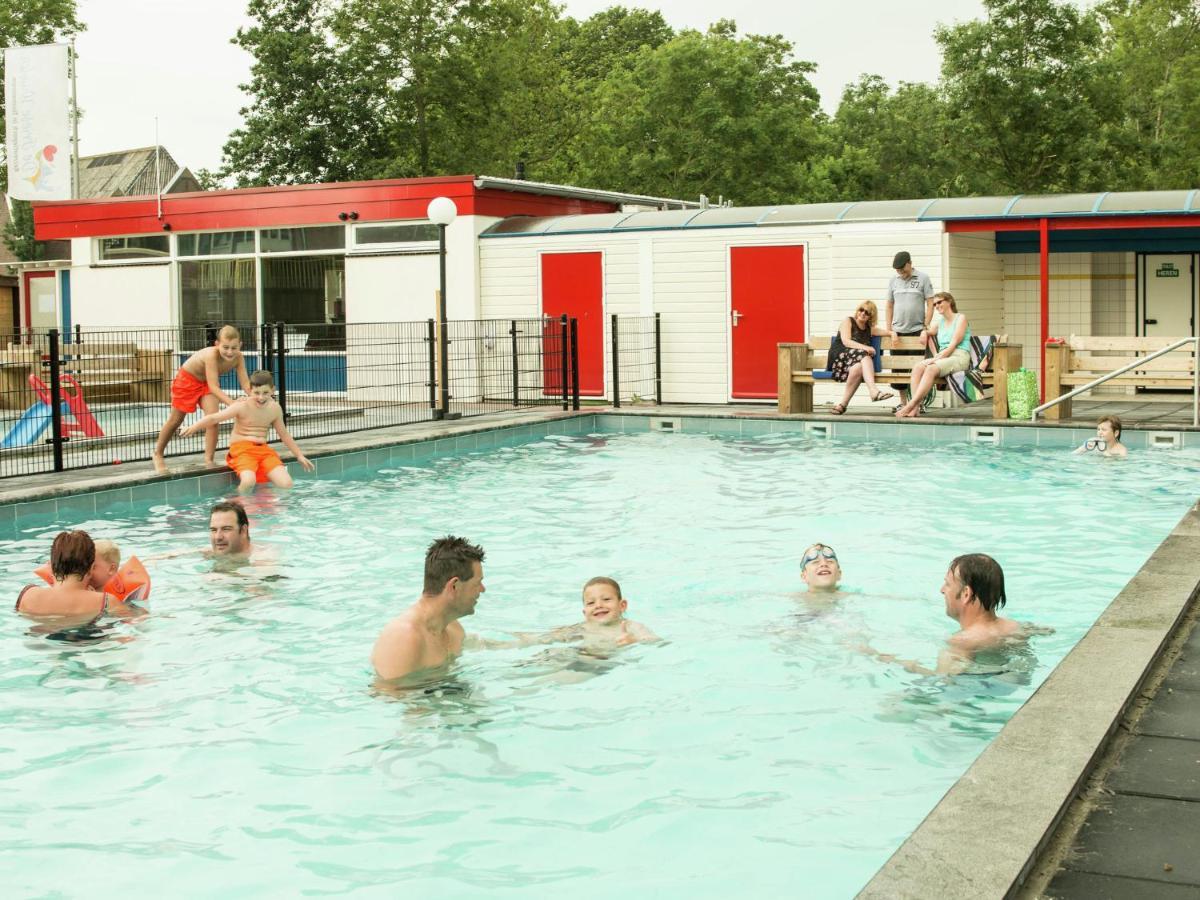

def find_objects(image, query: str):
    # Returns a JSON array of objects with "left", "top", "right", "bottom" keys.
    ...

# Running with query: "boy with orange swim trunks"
[
  {"left": 181, "top": 369, "right": 314, "bottom": 492},
  {"left": 152, "top": 325, "right": 251, "bottom": 473}
]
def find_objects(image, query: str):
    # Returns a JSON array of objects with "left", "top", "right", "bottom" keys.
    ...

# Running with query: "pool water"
[{"left": 3, "top": 430, "right": 1199, "bottom": 898}]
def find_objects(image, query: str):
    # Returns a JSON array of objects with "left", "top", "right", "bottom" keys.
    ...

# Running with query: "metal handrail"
[{"left": 1031, "top": 336, "right": 1200, "bottom": 426}]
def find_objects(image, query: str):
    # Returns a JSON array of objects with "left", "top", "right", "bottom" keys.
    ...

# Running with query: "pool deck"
[{"left": 2, "top": 400, "right": 1199, "bottom": 898}]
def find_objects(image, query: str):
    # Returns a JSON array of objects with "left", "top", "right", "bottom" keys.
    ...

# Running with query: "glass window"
[
  {"left": 260, "top": 226, "right": 345, "bottom": 253},
  {"left": 262, "top": 255, "right": 346, "bottom": 350},
  {"left": 354, "top": 222, "right": 439, "bottom": 245},
  {"left": 97, "top": 235, "right": 169, "bottom": 261},
  {"left": 179, "top": 259, "right": 257, "bottom": 349},
  {"left": 177, "top": 230, "right": 255, "bottom": 257}
]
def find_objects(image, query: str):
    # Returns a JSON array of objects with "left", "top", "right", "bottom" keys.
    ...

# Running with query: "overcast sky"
[{"left": 70, "top": 0, "right": 996, "bottom": 174}]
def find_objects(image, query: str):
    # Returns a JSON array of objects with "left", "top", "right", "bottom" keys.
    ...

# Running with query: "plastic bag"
[{"left": 1007, "top": 368, "right": 1038, "bottom": 419}]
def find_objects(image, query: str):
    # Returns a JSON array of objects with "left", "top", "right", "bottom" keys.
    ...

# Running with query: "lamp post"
[{"left": 427, "top": 196, "right": 458, "bottom": 419}]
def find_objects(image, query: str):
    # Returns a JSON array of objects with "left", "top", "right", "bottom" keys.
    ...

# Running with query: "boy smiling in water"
[
  {"left": 565, "top": 577, "right": 659, "bottom": 646},
  {"left": 181, "top": 370, "right": 314, "bottom": 491}
]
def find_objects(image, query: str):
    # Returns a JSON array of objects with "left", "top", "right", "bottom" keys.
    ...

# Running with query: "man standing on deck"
[{"left": 885, "top": 251, "right": 936, "bottom": 405}]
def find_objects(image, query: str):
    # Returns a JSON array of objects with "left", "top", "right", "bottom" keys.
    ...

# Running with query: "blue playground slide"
[{"left": 1, "top": 402, "right": 69, "bottom": 450}]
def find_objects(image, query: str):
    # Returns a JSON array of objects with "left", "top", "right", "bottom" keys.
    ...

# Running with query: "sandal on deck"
[
  {"left": 830, "top": 403, "right": 846, "bottom": 415},
  {"left": 870, "top": 390, "right": 895, "bottom": 403}
]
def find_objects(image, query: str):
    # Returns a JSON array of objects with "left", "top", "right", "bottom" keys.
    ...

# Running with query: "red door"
[
  {"left": 541, "top": 252, "right": 604, "bottom": 396},
  {"left": 730, "top": 245, "right": 805, "bottom": 399}
]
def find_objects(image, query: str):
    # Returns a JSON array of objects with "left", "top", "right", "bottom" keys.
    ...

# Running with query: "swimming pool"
[{"left": 3, "top": 427, "right": 1199, "bottom": 897}]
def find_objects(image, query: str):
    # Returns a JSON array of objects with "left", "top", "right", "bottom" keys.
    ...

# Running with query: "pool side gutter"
[{"left": 857, "top": 500, "right": 1200, "bottom": 900}]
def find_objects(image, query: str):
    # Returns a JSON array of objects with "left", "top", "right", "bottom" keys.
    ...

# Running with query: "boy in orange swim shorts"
[
  {"left": 181, "top": 369, "right": 314, "bottom": 492},
  {"left": 153, "top": 325, "right": 251, "bottom": 474}
]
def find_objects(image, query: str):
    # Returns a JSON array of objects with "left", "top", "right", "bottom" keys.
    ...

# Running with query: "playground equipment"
[{"left": 1, "top": 374, "right": 104, "bottom": 449}]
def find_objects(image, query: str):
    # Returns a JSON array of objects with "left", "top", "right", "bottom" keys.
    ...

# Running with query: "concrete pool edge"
[{"left": 857, "top": 501, "right": 1200, "bottom": 900}]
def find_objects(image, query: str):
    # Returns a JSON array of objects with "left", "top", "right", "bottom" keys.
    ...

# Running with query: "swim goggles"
[
  {"left": 1084, "top": 439, "right": 1108, "bottom": 452},
  {"left": 801, "top": 546, "right": 838, "bottom": 568}
]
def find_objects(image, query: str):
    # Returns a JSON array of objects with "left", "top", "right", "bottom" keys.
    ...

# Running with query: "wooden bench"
[
  {"left": 1042, "top": 335, "right": 1197, "bottom": 420},
  {"left": 777, "top": 335, "right": 1023, "bottom": 418}
]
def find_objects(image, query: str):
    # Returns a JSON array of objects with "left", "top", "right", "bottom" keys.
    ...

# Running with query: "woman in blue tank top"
[{"left": 895, "top": 292, "right": 971, "bottom": 418}]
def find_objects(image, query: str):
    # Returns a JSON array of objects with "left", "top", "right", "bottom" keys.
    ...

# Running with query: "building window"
[
  {"left": 97, "top": 235, "right": 169, "bottom": 261},
  {"left": 262, "top": 255, "right": 346, "bottom": 349},
  {"left": 260, "top": 226, "right": 345, "bottom": 254},
  {"left": 179, "top": 259, "right": 257, "bottom": 348},
  {"left": 353, "top": 222, "right": 439, "bottom": 247},
  {"left": 177, "top": 230, "right": 256, "bottom": 257}
]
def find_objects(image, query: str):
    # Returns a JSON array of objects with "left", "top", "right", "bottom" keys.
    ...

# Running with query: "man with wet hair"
[
  {"left": 209, "top": 500, "right": 251, "bottom": 557},
  {"left": 935, "top": 553, "right": 1022, "bottom": 673},
  {"left": 371, "top": 536, "right": 487, "bottom": 682}
]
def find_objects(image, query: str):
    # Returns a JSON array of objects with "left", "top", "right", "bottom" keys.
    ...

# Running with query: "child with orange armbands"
[
  {"left": 181, "top": 369, "right": 314, "bottom": 492},
  {"left": 152, "top": 324, "right": 251, "bottom": 474}
]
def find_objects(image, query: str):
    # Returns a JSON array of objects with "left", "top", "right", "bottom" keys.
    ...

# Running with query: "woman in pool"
[
  {"left": 896, "top": 292, "right": 970, "bottom": 418},
  {"left": 15, "top": 531, "right": 114, "bottom": 624},
  {"left": 829, "top": 301, "right": 894, "bottom": 414},
  {"left": 1074, "top": 415, "right": 1128, "bottom": 458}
]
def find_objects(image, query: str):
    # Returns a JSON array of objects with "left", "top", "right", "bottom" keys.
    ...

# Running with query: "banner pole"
[{"left": 70, "top": 40, "right": 80, "bottom": 199}]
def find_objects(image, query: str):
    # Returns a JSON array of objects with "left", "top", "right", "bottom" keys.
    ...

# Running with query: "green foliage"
[
  {"left": 935, "top": 0, "right": 1117, "bottom": 194},
  {"left": 3, "top": 199, "right": 40, "bottom": 261},
  {"left": 220, "top": 0, "right": 1200, "bottom": 203},
  {"left": 572, "top": 21, "right": 824, "bottom": 204}
]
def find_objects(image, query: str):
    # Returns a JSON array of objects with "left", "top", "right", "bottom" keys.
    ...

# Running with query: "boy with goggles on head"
[{"left": 800, "top": 544, "right": 842, "bottom": 593}]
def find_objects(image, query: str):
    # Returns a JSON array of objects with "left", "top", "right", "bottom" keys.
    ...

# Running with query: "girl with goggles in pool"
[{"left": 1073, "top": 415, "right": 1128, "bottom": 458}]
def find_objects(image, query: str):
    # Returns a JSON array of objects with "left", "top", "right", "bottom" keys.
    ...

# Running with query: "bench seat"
[{"left": 1042, "top": 336, "right": 1197, "bottom": 420}]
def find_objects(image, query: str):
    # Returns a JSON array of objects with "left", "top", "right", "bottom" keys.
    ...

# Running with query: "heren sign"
[{"left": 1155, "top": 263, "right": 1180, "bottom": 278}]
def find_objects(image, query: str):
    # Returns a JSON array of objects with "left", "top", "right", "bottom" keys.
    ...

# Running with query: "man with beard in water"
[{"left": 371, "top": 536, "right": 487, "bottom": 683}]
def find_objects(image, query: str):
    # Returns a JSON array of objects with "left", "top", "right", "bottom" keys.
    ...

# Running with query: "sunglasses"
[
  {"left": 1085, "top": 438, "right": 1108, "bottom": 452},
  {"left": 801, "top": 546, "right": 838, "bottom": 568}
]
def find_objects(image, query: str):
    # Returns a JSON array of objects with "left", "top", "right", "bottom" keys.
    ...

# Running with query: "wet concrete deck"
[{"left": 1039, "top": 610, "right": 1200, "bottom": 899}]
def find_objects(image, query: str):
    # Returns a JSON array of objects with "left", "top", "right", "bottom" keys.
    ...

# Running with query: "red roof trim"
[
  {"left": 32, "top": 176, "right": 617, "bottom": 240},
  {"left": 945, "top": 214, "right": 1200, "bottom": 233}
]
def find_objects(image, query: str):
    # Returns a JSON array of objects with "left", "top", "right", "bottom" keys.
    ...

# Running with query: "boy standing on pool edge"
[
  {"left": 152, "top": 324, "right": 251, "bottom": 474},
  {"left": 181, "top": 369, "right": 313, "bottom": 492}
]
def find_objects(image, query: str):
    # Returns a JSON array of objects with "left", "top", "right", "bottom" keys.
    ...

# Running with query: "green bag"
[{"left": 1007, "top": 368, "right": 1038, "bottom": 419}]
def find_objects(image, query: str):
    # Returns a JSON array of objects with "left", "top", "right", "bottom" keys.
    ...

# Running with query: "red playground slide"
[{"left": 29, "top": 373, "right": 104, "bottom": 438}]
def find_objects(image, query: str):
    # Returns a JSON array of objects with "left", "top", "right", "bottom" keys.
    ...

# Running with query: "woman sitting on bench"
[
  {"left": 830, "top": 301, "right": 894, "bottom": 415},
  {"left": 896, "top": 292, "right": 971, "bottom": 418}
]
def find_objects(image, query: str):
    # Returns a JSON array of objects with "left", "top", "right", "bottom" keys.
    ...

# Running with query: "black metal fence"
[
  {"left": 610, "top": 313, "right": 661, "bottom": 407},
  {"left": 0, "top": 313, "right": 656, "bottom": 479}
]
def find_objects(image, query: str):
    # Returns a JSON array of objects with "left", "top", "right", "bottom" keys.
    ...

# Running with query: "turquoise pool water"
[{"left": 3, "top": 429, "right": 1199, "bottom": 898}]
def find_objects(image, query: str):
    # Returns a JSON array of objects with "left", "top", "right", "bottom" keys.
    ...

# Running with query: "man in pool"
[
  {"left": 867, "top": 553, "right": 1029, "bottom": 675},
  {"left": 371, "top": 536, "right": 486, "bottom": 682},
  {"left": 800, "top": 543, "right": 843, "bottom": 593},
  {"left": 208, "top": 500, "right": 253, "bottom": 558}
]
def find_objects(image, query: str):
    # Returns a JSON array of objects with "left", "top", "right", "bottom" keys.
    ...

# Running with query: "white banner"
[{"left": 4, "top": 43, "right": 71, "bottom": 200}]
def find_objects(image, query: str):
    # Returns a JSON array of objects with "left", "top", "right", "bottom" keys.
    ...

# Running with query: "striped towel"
[{"left": 947, "top": 335, "right": 996, "bottom": 403}]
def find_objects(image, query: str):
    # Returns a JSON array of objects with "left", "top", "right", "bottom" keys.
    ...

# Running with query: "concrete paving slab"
[
  {"left": 1139, "top": 689, "right": 1200, "bottom": 740},
  {"left": 1045, "top": 868, "right": 1200, "bottom": 899},
  {"left": 1163, "top": 634, "right": 1200, "bottom": 692},
  {"left": 1107, "top": 735, "right": 1200, "bottom": 801},
  {"left": 1063, "top": 794, "right": 1200, "bottom": 885}
]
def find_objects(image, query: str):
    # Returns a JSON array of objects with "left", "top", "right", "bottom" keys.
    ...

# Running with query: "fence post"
[
  {"left": 559, "top": 314, "right": 569, "bottom": 411},
  {"left": 274, "top": 322, "right": 288, "bottom": 421},
  {"left": 570, "top": 317, "right": 580, "bottom": 411},
  {"left": 611, "top": 313, "right": 621, "bottom": 408},
  {"left": 48, "top": 329, "right": 64, "bottom": 472},
  {"left": 426, "top": 319, "right": 437, "bottom": 412},
  {"left": 510, "top": 320, "right": 520, "bottom": 407},
  {"left": 654, "top": 312, "right": 662, "bottom": 405}
]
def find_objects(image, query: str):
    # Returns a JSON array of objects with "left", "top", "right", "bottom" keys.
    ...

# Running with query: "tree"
[
  {"left": 801, "top": 75, "right": 960, "bottom": 202},
  {"left": 1098, "top": 0, "right": 1200, "bottom": 188},
  {"left": 1, "top": 0, "right": 83, "bottom": 259},
  {"left": 573, "top": 21, "right": 824, "bottom": 204},
  {"left": 936, "top": 0, "right": 1117, "bottom": 194},
  {"left": 220, "top": 0, "right": 365, "bottom": 186}
]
